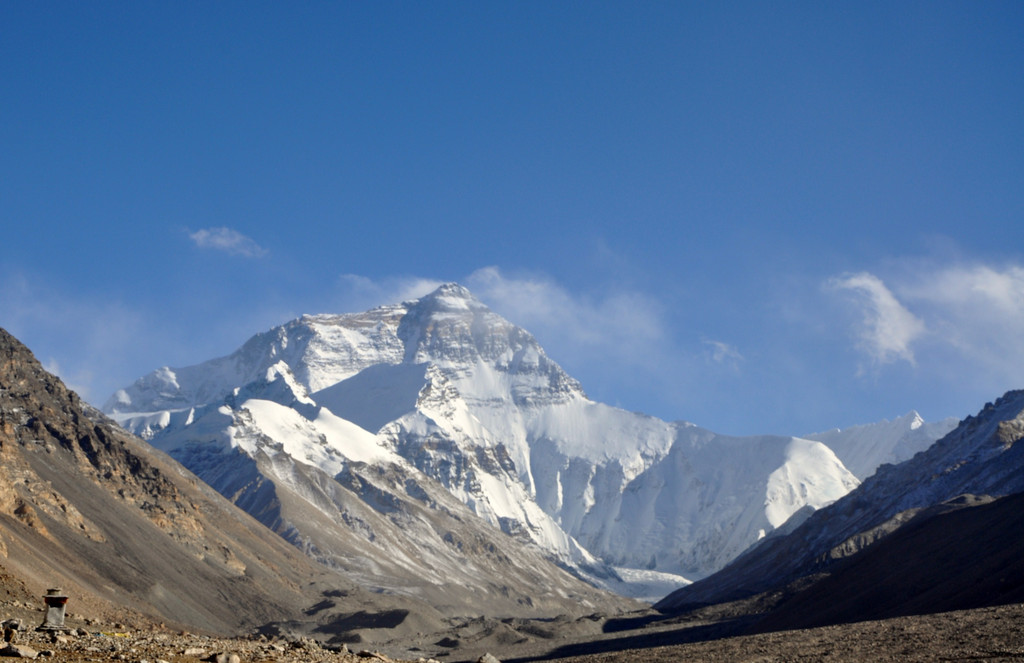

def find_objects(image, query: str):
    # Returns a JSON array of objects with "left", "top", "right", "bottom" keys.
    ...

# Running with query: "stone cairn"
[{"left": 36, "top": 589, "right": 69, "bottom": 633}]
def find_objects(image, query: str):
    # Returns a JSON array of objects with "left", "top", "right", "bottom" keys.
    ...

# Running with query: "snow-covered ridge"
[
  {"left": 657, "top": 389, "right": 1024, "bottom": 611},
  {"left": 106, "top": 283, "right": 955, "bottom": 597},
  {"left": 804, "top": 411, "right": 958, "bottom": 480}
]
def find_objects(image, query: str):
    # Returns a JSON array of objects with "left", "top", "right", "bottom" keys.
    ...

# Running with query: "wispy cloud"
[
  {"left": 1, "top": 273, "right": 151, "bottom": 403},
  {"left": 901, "top": 264, "right": 1024, "bottom": 322},
  {"left": 703, "top": 339, "right": 744, "bottom": 370},
  {"left": 42, "top": 358, "right": 92, "bottom": 399},
  {"left": 828, "top": 272, "right": 926, "bottom": 369},
  {"left": 898, "top": 263, "right": 1024, "bottom": 380},
  {"left": 827, "top": 262, "right": 1024, "bottom": 393},
  {"left": 340, "top": 266, "right": 672, "bottom": 363},
  {"left": 188, "top": 227, "right": 268, "bottom": 258},
  {"left": 1, "top": 268, "right": 326, "bottom": 407},
  {"left": 466, "top": 266, "right": 669, "bottom": 368},
  {"left": 337, "top": 274, "right": 444, "bottom": 311},
  {"left": 332, "top": 267, "right": 682, "bottom": 411}
]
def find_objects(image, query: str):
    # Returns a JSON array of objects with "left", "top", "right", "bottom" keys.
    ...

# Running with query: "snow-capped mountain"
[
  {"left": 657, "top": 389, "right": 1024, "bottom": 611},
  {"left": 125, "top": 360, "right": 625, "bottom": 618},
  {"left": 105, "top": 284, "right": 952, "bottom": 598}
]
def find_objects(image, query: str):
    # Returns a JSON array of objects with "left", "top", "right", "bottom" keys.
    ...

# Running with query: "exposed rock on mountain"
[
  {"left": 108, "top": 327, "right": 628, "bottom": 615},
  {"left": 657, "top": 389, "right": 1024, "bottom": 615},
  {"left": 106, "top": 284, "right": 951, "bottom": 597}
]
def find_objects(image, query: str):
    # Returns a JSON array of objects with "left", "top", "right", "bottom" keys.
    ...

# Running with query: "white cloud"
[
  {"left": 332, "top": 267, "right": 676, "bottom": 396},
  {"left": 188, "top": 227, "right": 268, "bottom": 258},
  {"left": 328, "top": 267, "right": 682, "bottom": 414},
  {"left": 828, "top": 272, "right": 926, "bottom": 368},
  {"left": 826, "top": 262, "right": 1024, "bottom": 396},
  {"left": 337, "top": 274, "right": 444, "bottom": 311},
  {"left": 902, "top": 264, "right": 1024, "bottom": 319},
  {"left": 897, "top": 264, "right": 1024, "bottom": 378},
  {"left": 703, "top": 340, "right": 744, "bottom": 370},
  {"left": 42, "top": 358, "right": 92, "bottom": 398},
  {"left": 466, "top": 266, "right": 668, "bottom": 368}
]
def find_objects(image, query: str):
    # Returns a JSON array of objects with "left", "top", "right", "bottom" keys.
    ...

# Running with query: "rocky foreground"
[
  {"left": 3, "top": 602, "right": 1024, "bottom": 663},
  {"left": 0, "top": 620, "right": 461, "bottom": 663}
]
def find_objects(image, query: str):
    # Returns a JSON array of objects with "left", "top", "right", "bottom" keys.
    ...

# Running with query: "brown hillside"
[{"left": 0, "top": 326, "right": 357, "bottom": 633}]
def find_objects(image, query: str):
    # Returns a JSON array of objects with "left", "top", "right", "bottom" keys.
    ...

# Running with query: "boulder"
[{"left": 0, "top": 645, "right": 38, "bottom": 659}]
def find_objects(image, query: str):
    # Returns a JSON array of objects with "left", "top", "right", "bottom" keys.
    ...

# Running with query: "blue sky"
[{"left": 3, "top": 2, "right": 1023, "bottom": 436}]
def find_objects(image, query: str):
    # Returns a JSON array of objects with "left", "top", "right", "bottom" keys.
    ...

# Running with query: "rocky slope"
[
  {"left": 0, "top": 327, "right": 349, "bottom": 632},
  {"left": 748, "top": 490, "right": 1024, "bottom": 632},
  {"left": 0, "top": 622, "right": 442, "bottom": 663},
  {"left": 106, "top": 284, "right": 952, "bottom": 597}
]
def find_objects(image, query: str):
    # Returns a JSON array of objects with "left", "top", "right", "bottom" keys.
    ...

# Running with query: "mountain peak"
[
  {"left": 906, "top": 410, "right": 924, "bottom": 429},
  {"left": 411, "top": 282, "right": 486, "bottom": 312},
  {"left": 432, "top": 282, "right": 474, "bottom": 298}
]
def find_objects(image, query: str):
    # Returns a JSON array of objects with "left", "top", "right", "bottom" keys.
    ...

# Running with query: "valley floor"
[{"left": 5, "top": 603, "right": 1024, "bottom": 662}]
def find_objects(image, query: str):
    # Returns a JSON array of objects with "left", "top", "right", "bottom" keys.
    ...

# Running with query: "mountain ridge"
[{"left": 657, "top": 388, "right": 1024, "bottom": 612}]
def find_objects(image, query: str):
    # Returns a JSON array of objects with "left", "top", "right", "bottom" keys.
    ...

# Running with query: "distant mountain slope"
[
  {"left": 657, "top": 389, "right": 1024, "bottom": 612},
  {"left": 803, "top": 411, "right": 957, "bottom": 480},
  {"left": 106, "top": 284, "right": 951, "bottom": 595}
]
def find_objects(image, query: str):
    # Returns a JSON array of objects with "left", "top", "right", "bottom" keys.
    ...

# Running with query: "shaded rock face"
[{"left": 748, "top": 491, "right": 1024, "bottom": 632}]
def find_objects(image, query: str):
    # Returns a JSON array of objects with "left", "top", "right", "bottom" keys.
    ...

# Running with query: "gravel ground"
[
  {"left": 528, "top": 603, "right": 1024, "bottom": 663},
  {"left": 0, "top": 619, "right": 441, "bottom": 663}
]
